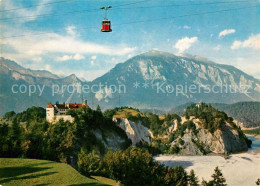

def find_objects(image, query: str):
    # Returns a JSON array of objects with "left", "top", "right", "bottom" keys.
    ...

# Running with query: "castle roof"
[
  {"left": 69, "top": 103, "right": 84, "bottom": 109},
  {"left": 46, "top": 103, "right": 54, "bottom": 108},
  {"left": 55, "top": 104, "right": 67, "bottom": 109},
  {"left": 46, "top": 102, "right": 88, "bottom": 109}
]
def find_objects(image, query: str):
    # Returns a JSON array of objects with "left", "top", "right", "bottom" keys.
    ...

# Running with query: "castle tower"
[
  {"left": 83, "top": 99, "right": 88, "bottom": 106},
  {"left": 46, "top": 103, "right": 55, "bottom": 123}
]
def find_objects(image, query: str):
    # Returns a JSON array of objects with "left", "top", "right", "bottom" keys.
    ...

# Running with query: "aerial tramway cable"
[
  {"left": 0, "top": 3, "right": 259, "bottom": 39},
  {"left": 0, "top": 0, "right": 255, "bottom": 22}
]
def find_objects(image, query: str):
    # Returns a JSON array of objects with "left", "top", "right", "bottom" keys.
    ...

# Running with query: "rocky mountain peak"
[{"left": 62, "top": 74, "right": 82, "bottom": 83}]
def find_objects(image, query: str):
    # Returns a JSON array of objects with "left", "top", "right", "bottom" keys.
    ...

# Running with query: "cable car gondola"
[{"left": 100, "top": 6, "right": 112, "bottom": 32}]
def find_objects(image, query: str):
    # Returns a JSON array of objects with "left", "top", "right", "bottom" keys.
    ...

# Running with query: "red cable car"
[
  {"left": 100, "top": 6, "right": 112, "bottom": 32},
  {"left": 101, "top": 20, "right": 112, "bottom": 32}
]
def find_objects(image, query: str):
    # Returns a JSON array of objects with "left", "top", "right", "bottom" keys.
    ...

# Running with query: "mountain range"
[{"left": 0, "top": 50, "right": 260, "bottom": 116}]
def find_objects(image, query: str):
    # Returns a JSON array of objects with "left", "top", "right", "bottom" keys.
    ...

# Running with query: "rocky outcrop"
[
  {"left": 113, "top": 118, "right": 153, "bottom": 145},
  {"left": 171, "top": 122, "right": 248, "bottom": 155},
  {"left": 93, "top": 129, "right": 128, "bottom": 151}
]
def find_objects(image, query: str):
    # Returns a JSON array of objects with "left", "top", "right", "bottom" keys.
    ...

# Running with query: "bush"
[
  {"left": 102, "top": 147, "right": 161, "bottom": 185},
  {"left": 170, "top": 145, "right": 180, "bottom": 154},
  {"left": 175, "top": 121, "right": 197, "bottom": 138},
  {"left": 136, "top": 141, "right": 161, "bottom": 155},
  {"left": 3, "top": 111, "right": 16, "bottom": 120},
  {"left": 77, "top": 149, "right": 101, "bottom": 177},
  {"left": 78, "top": 146, "right": 189, "bottom": 186}
]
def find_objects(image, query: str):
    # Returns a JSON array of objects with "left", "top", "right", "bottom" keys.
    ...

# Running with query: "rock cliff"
[
  {"left": 170, "top": 121, "right": 248, "bottom": 155},
  {"left": 113, "top": 117, "right": 153, "bottom": 145}
]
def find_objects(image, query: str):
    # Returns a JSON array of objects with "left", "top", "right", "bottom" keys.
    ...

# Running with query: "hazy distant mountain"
[
  {"left": 89, "top": 50, "right": 260, "bottom": 109},
  {"left": 0, "top": 58, "right": 83, "bottom": 115},
  {"left": 0, "top": 50, "right": 260, "bottom": 115}
]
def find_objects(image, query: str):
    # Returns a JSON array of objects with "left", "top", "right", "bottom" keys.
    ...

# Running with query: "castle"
[{"left": 46, "top": 99, "right": 88, "bottom": 123}]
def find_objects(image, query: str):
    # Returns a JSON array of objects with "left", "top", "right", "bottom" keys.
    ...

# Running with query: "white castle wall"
[{"left": 54, "top": 115, "right": 74, "bottom": 123}]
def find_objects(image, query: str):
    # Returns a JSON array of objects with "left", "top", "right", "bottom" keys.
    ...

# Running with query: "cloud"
[
  {"left": 74, "top": 53, "right": 85, "bottom": 60},
  {"left": 56, "top": 53, "right": 85, "bottom": 61},
  {"left": 66, "top": 26, "right": 76, "bottom": 37},
  {"left": 127, "top": 54, "right": 133, "bottom": 59},
  {"left": 219, "top": 29, "right": 235, "bottom": 38},
  {"left": 32, "top": 57, "right": 43, "bottom": 62},
  {"left": 213, "top": 45, "right": 221, "bottom": 51},
  {"left": 174, "top": 37, "right": 198, "bottom": 53},
  {"left": 231, "top": 34, "right": 260, "bottom": 50},
  {"left": 183, "top": 25, "right": 191, "bottom": 29},
  {"left": 45, "top": 64, "right": 52, "bottom": 72},
  {"left": 3, "top": 32, "right": 137, "bottom": 58}
]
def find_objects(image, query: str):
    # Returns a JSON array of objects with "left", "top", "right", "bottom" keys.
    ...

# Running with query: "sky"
[{"left": 0, "top": 0, "right": 260, "bottom": 81}]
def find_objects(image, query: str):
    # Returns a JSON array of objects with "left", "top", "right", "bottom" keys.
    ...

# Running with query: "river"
[
  {"left": 247, "top": 135, "right": 260, "bottom": 151},
  {"left": 155, "top": 135, "right": 260, "bottom": 185}
]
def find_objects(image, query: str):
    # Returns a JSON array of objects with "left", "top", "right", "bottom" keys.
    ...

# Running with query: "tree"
[
  {"left": 256, "top": 178, "right": 260, "bottom": 185},
  {"left": 77, "top": 148, "right": 101, "bottom": 177},
  {"left": 46, "top": 119, "right": 76, "bottom": 162},
  {"left": 3, "top": 111, "right": 16, "bottom": 120},
  {"left": 10, "top": 117, "right": 22, "bottom": 157},
  {"left": 164, "top": 166, "right": 188, "bottom": 186},
  {"left": 188, "top": 169, "right": 199, "bottom": 186},
  {"left": 0, "top": 122, "right": 9, "bottom": 157},
  {"left": 211, "top": 166, "right": 226, "bottom": 186},
  {"left": 96, "top": 105, "right": 101, "bottom": 112},
  {"left": 201, "top": 178, "right": 208, "bottom": 186}
]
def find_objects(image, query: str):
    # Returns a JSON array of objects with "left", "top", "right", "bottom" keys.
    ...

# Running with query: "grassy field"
[
  {"left": 0, "top": 158, "right": 118, "bottom": 186},
  {"left": 113, "top": 108, "right": 143, "bottom": 118}
]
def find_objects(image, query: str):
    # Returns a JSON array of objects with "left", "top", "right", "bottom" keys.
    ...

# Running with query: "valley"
[{"left": 155, "top": 150, "right": 260, "bottom": 186}]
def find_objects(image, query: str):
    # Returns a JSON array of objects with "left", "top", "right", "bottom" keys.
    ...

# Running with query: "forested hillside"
[
  {"left": 171, "top": 102, "right": 260, "bottom": 128},
  {"left": 0, "top": 106, "right": 131, "bottom": 162},
  {"left": 212, "top": 102, "right": 260, "bottom": 128},
  {"left": 0, "top": 106, "right": 229, "bottom": 185}
]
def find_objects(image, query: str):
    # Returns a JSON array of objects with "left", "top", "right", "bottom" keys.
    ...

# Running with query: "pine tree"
[
  {"left": 188, "top": 169, "right": 199, "bottom": 186},
  {"left": 211, "top": 166, "right": 227, "bottom": 186},
  {"left": 96, "top": 105, "right": 101, "bottom": 112},
  {"left": 201, "top": 178, "right": 208, "bottom": 186}
]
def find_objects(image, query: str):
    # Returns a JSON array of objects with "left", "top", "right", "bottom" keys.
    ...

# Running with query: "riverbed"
[{"left": 155, "top": 136, "right": 260, "bottom": 186}]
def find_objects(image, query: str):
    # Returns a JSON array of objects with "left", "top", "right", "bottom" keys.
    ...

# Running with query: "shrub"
[
  {"left": 77, "top": 149, "right": 101, "bottom": 177},
  {"left": 170, "top": 145, "right": 180, "bottom": 154}
]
